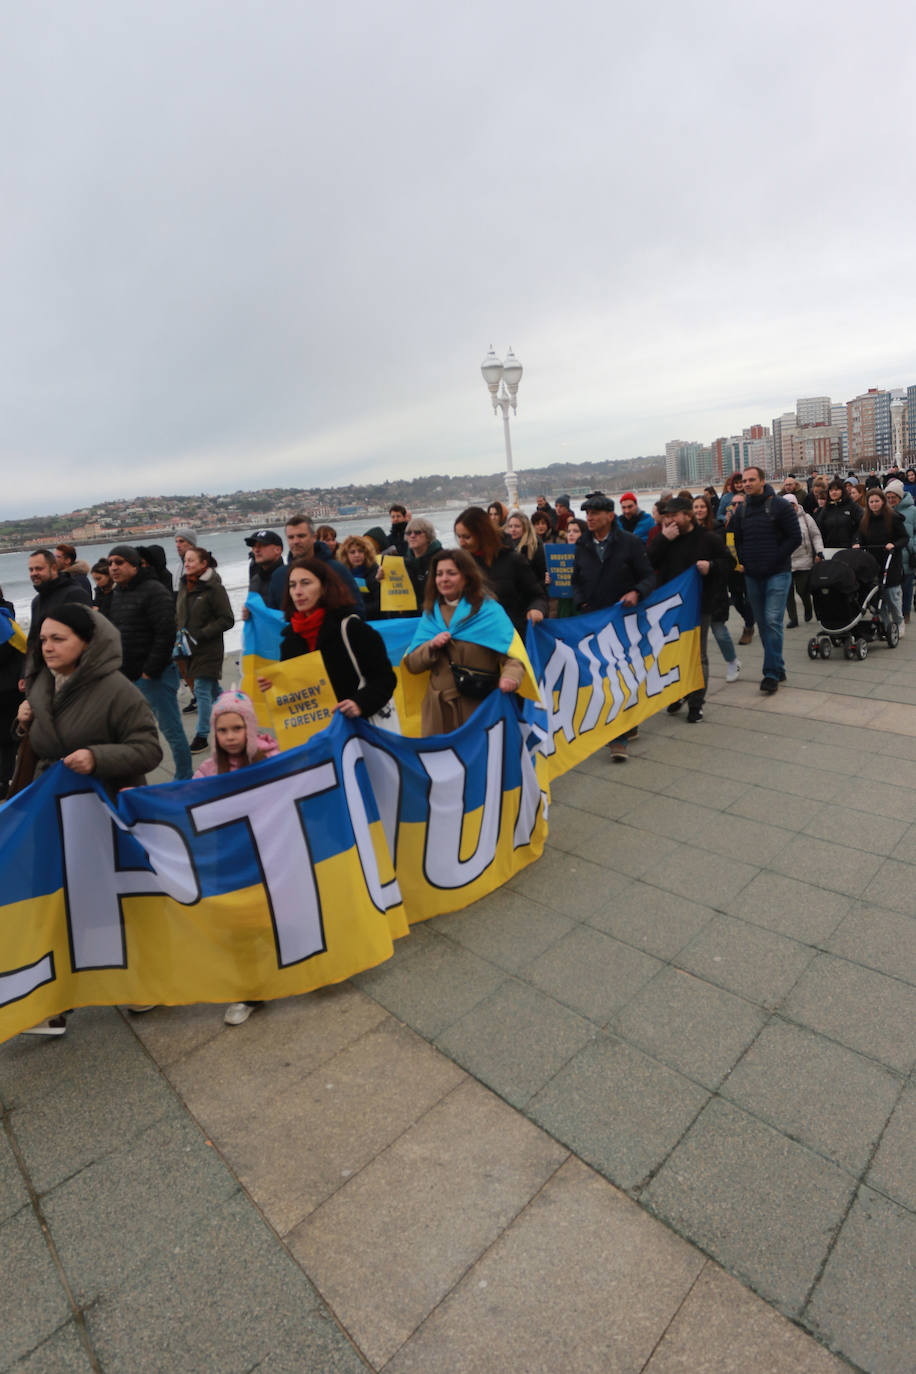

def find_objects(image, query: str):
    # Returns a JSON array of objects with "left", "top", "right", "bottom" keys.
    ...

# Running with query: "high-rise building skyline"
[{"left": 667, "top": 377, "right": 914, "bottom": 486}]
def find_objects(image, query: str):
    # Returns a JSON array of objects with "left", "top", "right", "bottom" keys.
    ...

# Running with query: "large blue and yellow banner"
[
  {"left": 524, "top": 567, "right": 703, "bottom": 778},
  {"left": 0, "top": 694, "right": 547, "bottom": 1043},
  {"left": 0, "top": 571, "right": 701, "bottom": 1042}
]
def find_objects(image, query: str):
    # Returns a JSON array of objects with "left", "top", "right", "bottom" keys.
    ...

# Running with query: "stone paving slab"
[
  {"left": 781, "top": 953, "right": 916, "bottom": 1073},
  {"left": 805, "top": 1186, "right": 916, "bottom": 1374},
  {"left": 384, "top": 1157, "right": 706, "bottom": 1374},
  {"left": 435, "top": 977, "right": 596, "bottom": 1108},
  {"left": 217, "top": 1019, "right": 466, "bottom": 1237},
  {"left": 644, "top": 1097, "right": 857, "bottom": 1316},
  {"left": 286, "top": 1078, "right": 569, "bottom": 1369},
  {"left": 585, "top": 882, "right": 716, "bottom": 959},
  {"left": 719, "top": 1018, "right": 901, "bottom": 1175},
  {"left": 611, "top": 966, "right": 767, "bottom": 1090},
  {"left": 526, "top": 1035, "right": 709, "bottom": 1191},
  {"left": 865, "top": 1084, "right": 916, "bottom": 1212},
  {"left": 0, "top": 1207, "right": 73, "bottom": 1368},
  {"left": 7, "top": 1323, "right": 95, "bottom": 1374},
  {"left": 642, "top": 1264, "right": 849, "bottom": 1374},
  {"left": 84, "top": 1191, "right": 368, "bottom": 1374}
]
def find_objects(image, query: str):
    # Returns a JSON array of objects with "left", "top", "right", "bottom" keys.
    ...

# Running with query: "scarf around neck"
[{"left": 290, "top": 606, "right": 326, "bottom": 650}]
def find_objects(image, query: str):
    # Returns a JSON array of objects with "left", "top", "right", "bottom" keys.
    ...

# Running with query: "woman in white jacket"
[{"left": 783, "top": 493, "right": 824, "bottom": 627}]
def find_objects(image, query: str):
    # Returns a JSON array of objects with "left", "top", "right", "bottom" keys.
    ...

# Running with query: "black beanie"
[{"left": 44, "top": 603, "right": 96, "bottom": 641}]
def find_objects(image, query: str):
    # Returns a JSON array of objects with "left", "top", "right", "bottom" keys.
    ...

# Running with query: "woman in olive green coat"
[
  {"left": 17, "top": 604, "right": 162, "bottom": 797},
  {"left": 175, "top": 548, "right": 235, "bottom": 751}
]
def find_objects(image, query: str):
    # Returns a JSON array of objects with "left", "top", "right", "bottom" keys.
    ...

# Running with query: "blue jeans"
[
  {"left": 136, "top": 663, "right": 193, "bottom": 780},
  {"left": 902, "top": 571, "right": 914, "bottom": 617},
  {"left": 194, "top": 676, "right": 221, "bottom": 737},
  {"left": 710, "top": 619, "right": 737, "bottom": 664},
  {"left": 744, "top": 572, "right": 792, "bottom": 682}
]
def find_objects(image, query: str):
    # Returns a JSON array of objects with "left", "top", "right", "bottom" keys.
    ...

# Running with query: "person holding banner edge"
[
  {"left": 15, "top": 605, "right": 162, "bottom": 1036},
  {"left": 405, "top": 548, "right": 525, "bottom": 736},
  {"left": 257, "top": 558, "right": 395, "bottom": 721}
]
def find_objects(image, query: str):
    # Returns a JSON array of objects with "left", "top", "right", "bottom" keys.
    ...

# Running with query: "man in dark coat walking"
[
  {"left": 571, "top": 493, "right": 654, "bottom": 760},
  {"left": 731, "top": 467, "right": 801, "bottom": 694},
  {"left": 107, "top": 544, "right": 192, "bottom": 780}
]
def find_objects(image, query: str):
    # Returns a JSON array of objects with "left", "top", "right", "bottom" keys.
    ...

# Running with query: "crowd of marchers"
[{"left": 2, "top": 470, "right": 910, "bottom": 1035}]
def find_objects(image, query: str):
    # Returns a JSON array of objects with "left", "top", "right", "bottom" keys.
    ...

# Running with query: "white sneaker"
[
  {"left": 22, "top": 1016, "right": 68, "bottom": 1036},
  {"left": 899, "top": 622, "right": 906, "bottom": 637},
  {"left": 224, "top": 1001, "right": 262, "bottom": 1026},
  {"left": 726, "top": 659, "right": 741, "bottom": 683}
]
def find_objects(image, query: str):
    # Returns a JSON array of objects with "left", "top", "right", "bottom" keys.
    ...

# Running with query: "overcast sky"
[{"left": 3, "top": 0, "right": 914, "bottom": 517}]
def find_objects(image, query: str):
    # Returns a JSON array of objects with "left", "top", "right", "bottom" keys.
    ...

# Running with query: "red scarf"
[{"left": 290, "top": 607, "right": 325, "bottom": 650}]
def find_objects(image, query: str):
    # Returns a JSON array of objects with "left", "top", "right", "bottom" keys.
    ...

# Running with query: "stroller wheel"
[
  {"left": 843, "top": 641, "right": 856, "bottom": 660},
  {"left": 820, "top": 637, "right": 832, "bottom": 659},
  {"left": 886, "top": 621, "right": 900, "bottom": 648},
  {"left": 856, "top": 637, "right": 868, "bottom": 660},
  {"left": 807, "top": 637, "right": 820, "bottom": 659}
]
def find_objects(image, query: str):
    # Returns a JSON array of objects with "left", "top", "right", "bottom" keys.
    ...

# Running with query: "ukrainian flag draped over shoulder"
[{"left": 402, "top": 595, "right": 541, "bottom": 714}]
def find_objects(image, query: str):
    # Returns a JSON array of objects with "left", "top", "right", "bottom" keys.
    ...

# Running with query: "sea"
[{"left": 0, "top": 493, "right": 663, "bottom": 654}]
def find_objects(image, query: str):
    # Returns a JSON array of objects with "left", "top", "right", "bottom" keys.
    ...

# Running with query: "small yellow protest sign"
[
  {"left": 379, "top": 556, "right": 418, "bottom": 613},
  {"left": 259, "top": 651, "right": 339, "bottom": 749}
]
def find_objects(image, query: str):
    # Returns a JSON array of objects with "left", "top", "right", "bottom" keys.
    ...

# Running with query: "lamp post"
[{"left": 481, "top": 345, "right": 523, "bottom": 509}]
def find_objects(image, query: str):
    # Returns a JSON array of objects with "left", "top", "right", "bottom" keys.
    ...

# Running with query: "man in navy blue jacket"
[{"left": 731, "top": 467, "right": 801, "bottom": 694}]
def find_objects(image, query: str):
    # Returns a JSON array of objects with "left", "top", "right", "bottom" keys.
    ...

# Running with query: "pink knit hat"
[{"left": 210, "top": 691, "right": 264, "bottom": 763}]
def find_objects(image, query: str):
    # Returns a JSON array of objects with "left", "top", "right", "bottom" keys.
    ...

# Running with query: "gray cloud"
[{"left": 2, "top": 0, "right": 914, "bottom": 514}]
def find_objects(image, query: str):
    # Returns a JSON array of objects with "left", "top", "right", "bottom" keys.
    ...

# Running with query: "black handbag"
[{"left": 446, "top": 651, "right": 500, "bottom": 700}]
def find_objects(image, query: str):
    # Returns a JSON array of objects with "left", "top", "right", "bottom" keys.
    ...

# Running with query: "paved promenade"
[{"left": 2, "top": 623, "right": 915, "bottom": 1372}]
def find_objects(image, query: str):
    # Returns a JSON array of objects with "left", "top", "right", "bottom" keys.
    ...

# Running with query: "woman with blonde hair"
[
  {"left": 504, "top": 509, "right": 547, "bottom": 589},
  {"left": 338, "top": 535, "right": 382, "bottom": 619}
]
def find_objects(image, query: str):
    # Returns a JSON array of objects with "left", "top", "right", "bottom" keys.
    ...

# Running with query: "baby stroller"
[{"left": 807, "top": 548, "right": 898, "bottom": 660}]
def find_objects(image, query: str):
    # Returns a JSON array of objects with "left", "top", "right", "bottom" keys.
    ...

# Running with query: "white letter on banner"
[
  {"left": 340, "top": 737, "right": 402, "bottom": 912},
  {"left": 644, "top": 593, "right": 683, "bottom": 694},
  {"left": 420, "top": 720, "right": 504, "bottom": 887},
  {"left": 622, "top": 611, "right": 648, "bottom": 692},
  {"left": 189, "top": 765, "right": 338, "bottom": 967},
  {"left": 578, "top": 633, "right": 619, "bottom": 732},
  {"left": 513, "top": 721, "right": 545, "bottom": 848},
  {"left": 59, "top": 794, "right": 200, "bottom": 970},
  {"left": 596, "top": 622, "right": 640, "bottom": 724},
  {"left": 538, "top": 639, "right": 580, "bottom": 756},
  {"left": 0, "top": 954, "right": 55, "bottom": 1009}
]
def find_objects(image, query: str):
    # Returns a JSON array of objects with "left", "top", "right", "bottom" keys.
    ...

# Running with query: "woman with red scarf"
[{"left": 268, "top": 557, "right": 396, "bottom": 720}]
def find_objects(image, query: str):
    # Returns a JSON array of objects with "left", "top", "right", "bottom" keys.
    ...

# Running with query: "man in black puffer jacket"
[
  {"left": 731, "top": 467, "right": 801, "bottom": 694},
  {"left": 25, "top": 549, "right": 92, "bottom": 674},
  {"left": 649, "top": 497, "right": 732, "bottom": 722},
  {"left": 108, "top": 544, "right": 191, "bottom": 779}
]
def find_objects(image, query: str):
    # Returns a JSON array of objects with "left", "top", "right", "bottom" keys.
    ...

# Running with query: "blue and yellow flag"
[
  {"left": 522, "top": 567, "right": 703, "bottom": 778},
  {"left": 0, "top": 607, "right": 26, "bottom": 656},
  {"left": 398, "top": 596, "right": 541, "bottom": 728}
]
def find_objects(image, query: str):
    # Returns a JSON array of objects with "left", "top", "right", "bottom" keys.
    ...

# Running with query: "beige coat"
[{"left": 405, "top": 602, "right": 525, "bottom": 736}]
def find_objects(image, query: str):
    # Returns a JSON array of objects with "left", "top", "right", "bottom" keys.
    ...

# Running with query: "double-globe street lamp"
[{"left": 480, "top": 345, "right": 523, "bottom": 509}]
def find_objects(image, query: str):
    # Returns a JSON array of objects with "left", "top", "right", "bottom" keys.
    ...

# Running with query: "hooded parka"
[{"left": 25, "top": 611, "right": 162, "bottom": 797}]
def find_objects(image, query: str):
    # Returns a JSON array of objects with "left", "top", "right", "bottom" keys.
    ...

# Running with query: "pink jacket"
[{"left": 193, "top": 732, "right": 279, "bottom": 778}]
